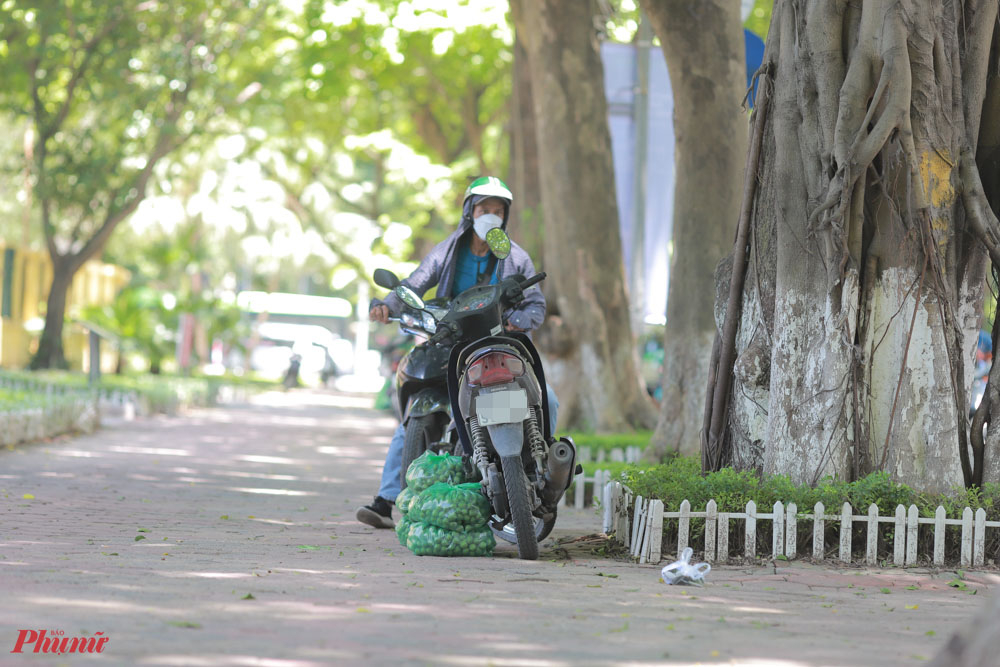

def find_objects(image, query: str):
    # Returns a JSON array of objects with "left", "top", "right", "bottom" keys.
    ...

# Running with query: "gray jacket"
[{"left": 371, "top": 219, "right": 546, "bottom": 331}]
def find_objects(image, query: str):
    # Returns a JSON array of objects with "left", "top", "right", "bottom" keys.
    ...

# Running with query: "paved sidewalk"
[{"left": 1, "top": 389, "right": 995, "bottom": 666}]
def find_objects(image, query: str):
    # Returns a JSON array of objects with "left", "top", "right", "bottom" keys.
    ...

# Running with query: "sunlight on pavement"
[
  {"left": 24, "top": 596, "right": 172, "bottom": 615},
  {"left": 435, "top": 657, "right": 570, "bottom": 667},
  {"left": 480, "top": 641, "right": 552, "bottom": 653},
  {"left": 315, "top": 445, "right": 369, "bottom": 457},
  {"left": 141, "top": 657, "right": 328, "bottom": 667},
  {"left": 226, "top": 487, "right": 316, "bottom": 496},
  {"left": 235, "top": 455, "right": 305, "bottom": 465},
  {"left": 617, "top": 662, "right": 811, "bottom": 667},
  {"left": 216, "top": 600, "right": 356, "bottom": 620},
  {"left": 109, "top": 445, "right": 194, "bottom": 457},
  {"left": 249, "top": 389, "right": 377, "bottom": 410},
  {"left": 730, "top": 605, "right": 787, "bottom": 614},
  {"left": 156, "top": 571, "right": 254, "bottom": 579},
  {"left": 212, "top": 470, "right": 299, "bottom": 481},
  {"left": 51, "top": 449, "right": 103, "bottom": 458},
  {"left": 269, "top": 568, "right": 360, "bottom": 575}
]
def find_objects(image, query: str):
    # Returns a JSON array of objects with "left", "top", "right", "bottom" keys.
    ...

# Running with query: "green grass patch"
[
  {"left": 565, "top": 430, "right": 653, "bottom": 454},
  {"left": 579, "top": 460, "right": 657, "bottom": 479}
]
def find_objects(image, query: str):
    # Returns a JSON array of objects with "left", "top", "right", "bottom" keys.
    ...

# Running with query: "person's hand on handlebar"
[{"left": 369, "top": 304, "right": 390, "bottom": 324}]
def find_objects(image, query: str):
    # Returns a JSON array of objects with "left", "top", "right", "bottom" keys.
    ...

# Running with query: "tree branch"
[
  {"left": 45, "top": 10, "right": 126, "bottom": 140},
  {"left": 703, "top": 65, "right": 773, "bottom": 472},
  {"left": 960, "top": 147, "right": 1000, "bottom": 267},
  {"left": 41, "top": 199, "right": 59, "bottom": 260}
]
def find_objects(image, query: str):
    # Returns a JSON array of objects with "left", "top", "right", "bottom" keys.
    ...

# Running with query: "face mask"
[{"left": 473, "top": 213, "right": 503, "bottom": 240}]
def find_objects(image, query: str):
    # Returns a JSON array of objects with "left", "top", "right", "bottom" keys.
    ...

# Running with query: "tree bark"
[
  {"left": 929, "top": 592, "right": 1000, "bottom": 667},
  {"left": 510, "top": 0, "right": 657, "bottom": 432},
  {"left": 31, "top": 257, "right": 79, "bottom": 370},
  {"left": 711, "top": 0, "right": 1000, "bottom": 492},
  {"left": 508, "top": 34, "right": 543, "bottom": 264},
  {"left": 639, "top": 0, "right": 749, "bottom": 460}
]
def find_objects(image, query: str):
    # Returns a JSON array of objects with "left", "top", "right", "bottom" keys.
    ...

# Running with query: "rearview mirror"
[
  {"left": 373, "top": 268, "right": 400, "bottom": 290},
  {"left": 395, "top": 285, "right": 425, "bottom": 310},
  {"left": 485, "top": 227, "right": 511, "bottom": 260}
]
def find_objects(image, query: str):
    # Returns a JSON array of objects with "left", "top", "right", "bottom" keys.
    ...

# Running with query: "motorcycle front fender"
[
  {"left": 403, "top": 387, "right": 451, "bottom": 424},
  {"left": 486, "top": 423, "right": 523, "bottom": 457}
]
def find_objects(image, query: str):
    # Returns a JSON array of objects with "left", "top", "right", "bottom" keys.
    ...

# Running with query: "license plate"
[{"left": 475, "top": 388, "right": 529, "bottom": 426}]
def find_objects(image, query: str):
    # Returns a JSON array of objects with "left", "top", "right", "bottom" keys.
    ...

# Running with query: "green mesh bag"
[
  {"left": 395, "top": 487, "right": 416, "bottom": 516},
  {"left": 404, "top": 450, "right": 474, "bottom": 494},
  {"left": 407, "top": 482, "right": 491, "bottom": 533},
  {"left": 396, "top": 515, "right": 415, "bottom": 546},
  {"left": 405, "top": 521, "right": 495, "bottom": 557}
]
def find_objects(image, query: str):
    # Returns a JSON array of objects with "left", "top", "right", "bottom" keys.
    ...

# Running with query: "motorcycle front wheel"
[
  {"left": 500, "top": 455, "right": 539, "bottom": 560},
  {"left": 400, "top": 414, "right": 442, "bottom": 490}
]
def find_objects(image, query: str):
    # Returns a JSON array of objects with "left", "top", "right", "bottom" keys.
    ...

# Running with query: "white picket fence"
[
  {"left": 603, "top": 481, "right": 1000, "bottom": 568},
  {"left": 554, "top": 446, "right": 641, "bottom": 510},
  {"left": 558, "top": 469, "right": 616, "bottom": 509}
]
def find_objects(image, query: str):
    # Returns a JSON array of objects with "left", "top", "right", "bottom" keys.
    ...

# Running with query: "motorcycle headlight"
[{"left": 421, "top": 311, "right": 437, "bottom": 334}]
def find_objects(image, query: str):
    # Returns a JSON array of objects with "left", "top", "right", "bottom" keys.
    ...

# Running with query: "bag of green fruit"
[
  {"left": 404, "top": 450, "right": 474, "bottom": 494},
  {"left": 396, "top": 515, "right": 415, "bottom": 546},
  {"left": 407, "top": 482, "right": 491, "bottom": 533},
  {"left": 395, "top": 486, "right": 416, "bottom": 515},
  {"left": 405, "top": 522, "right": 495, "bottom": 557}
]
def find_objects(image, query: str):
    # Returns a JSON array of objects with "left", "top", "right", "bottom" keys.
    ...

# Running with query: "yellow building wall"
[{"left": 0, "top": 242, "right": 130, "bottom": 370}]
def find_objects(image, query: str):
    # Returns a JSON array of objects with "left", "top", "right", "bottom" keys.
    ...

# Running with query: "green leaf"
[
  {"left": 134, "top": 535, "right": 146, "bottom": 541},
  {"left": 241, "top": 593, "right": 255, "bottom": 600}
]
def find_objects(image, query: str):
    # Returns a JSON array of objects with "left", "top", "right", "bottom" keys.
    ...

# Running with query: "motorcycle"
[
  {"left": 381, "top": 294, "right": 458, "bottom": 490},
  {"left": 373, "top": 228, "right": 579, "bottom": 560}
]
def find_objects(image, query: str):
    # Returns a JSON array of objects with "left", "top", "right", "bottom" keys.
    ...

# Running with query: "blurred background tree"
[{"left": 0, "top": 0, "right": 289, "bottom": 368}]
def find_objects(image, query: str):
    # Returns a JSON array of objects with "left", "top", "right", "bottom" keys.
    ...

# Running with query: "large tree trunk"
[
  {"left": 929, "top": 592, "right": 1000, "bottom": 667},
  {"left": 510, "top": 0, "right": 657, "bottom": 432},
  {"left": 31, "top": 257, "right": 78, "bottom": 370},
  {"left": 707, "top": 0, "right": 1000, "bottom": 492},
  {"left": 508, "top": 34, "right": 544, "bottom": 264},
  {"left": 639, "top": 0, "right": 749, "bottom": 459}
]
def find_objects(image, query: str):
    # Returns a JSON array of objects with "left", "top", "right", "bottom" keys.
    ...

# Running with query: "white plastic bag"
[{"left": 660, "top": 547, "right": 711, "bottom": 586}]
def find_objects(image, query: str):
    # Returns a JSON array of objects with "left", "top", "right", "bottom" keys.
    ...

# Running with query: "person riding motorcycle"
[{"left": 356, "top": 176, "right": 559, "bottom": 529}]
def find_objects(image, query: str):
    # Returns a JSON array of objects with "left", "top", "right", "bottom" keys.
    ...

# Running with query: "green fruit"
[{"left": 404, "top": 521, "right": 495, "bottom": 557}]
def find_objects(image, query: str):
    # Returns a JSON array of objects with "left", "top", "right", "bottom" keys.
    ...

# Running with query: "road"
[{"left": 1, "top": 389, "right": 994, "bottom": 665}]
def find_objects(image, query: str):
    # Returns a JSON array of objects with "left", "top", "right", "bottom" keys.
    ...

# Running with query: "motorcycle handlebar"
[
  {"left": 425, "top": 322, "right": 455, "bottom": 345},
  {"left": 519, "top": 272, "right": 546, "bottom": 290}
]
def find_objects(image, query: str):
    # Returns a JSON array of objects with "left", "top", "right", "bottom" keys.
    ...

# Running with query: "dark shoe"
[{"left": 356, "top": 496, "right": 394, "bottom": 529}]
